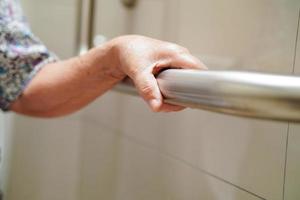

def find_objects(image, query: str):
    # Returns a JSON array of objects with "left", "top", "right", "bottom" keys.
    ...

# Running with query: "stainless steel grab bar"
[
  {"left": 158, "top": 70, "right": 300, "bottom": 121},
  {"left": 76, "top": 0, "right": 300, "bottom": 122}
]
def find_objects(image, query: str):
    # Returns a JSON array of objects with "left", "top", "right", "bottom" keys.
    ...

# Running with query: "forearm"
[{"left": 10, "top": 41, "right": 125, "bottom": 117}]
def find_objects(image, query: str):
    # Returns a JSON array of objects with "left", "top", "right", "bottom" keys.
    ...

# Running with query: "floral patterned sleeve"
[{"left": 0, "top": 0, "right": 58, "bottom": 111}]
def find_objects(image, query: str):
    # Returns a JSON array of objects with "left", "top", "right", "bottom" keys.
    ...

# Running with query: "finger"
[
  {"left": 133, "top": 72, "right": 185, "bottom": 112},
  {"left": 133, "top": 70, "right": 163, "bottom": 112}
]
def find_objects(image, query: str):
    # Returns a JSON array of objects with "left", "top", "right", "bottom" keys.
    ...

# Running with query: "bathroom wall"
[
  {"left": 0, "top": 113, "right": 12, "bottom": 198},
  {"left": 0, "top": 113, "right": 6, "bottom": 196},
  {"left": 285, "top": 12, "right": 300, "bottom": 200},
  {"left": 2, "top": 0, "right": 300, "bottom": 200},
  {"left": 81, "top": 0, "right": 300, "bottom": 200},
  {"left": 0, "top": 113, "right": 5, "bottom": 194}
]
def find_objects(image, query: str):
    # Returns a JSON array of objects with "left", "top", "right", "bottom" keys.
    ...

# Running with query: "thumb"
[{"left": 133, "top": 71, "right": 163, "bottom": 112}]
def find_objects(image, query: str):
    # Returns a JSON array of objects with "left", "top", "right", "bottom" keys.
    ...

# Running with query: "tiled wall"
[
  {"left": 3, "top": 0, "right": 300, "bottom": 200},
  {"left": 0, "top": 113, "right": 14, "bottom": 198},
  {"left": 80, "top": 119, "right": 261, "bottom": 200},
  {"left": 22, "top": 0, "right": 77, "bottom": 59},
  {"left": 82, "top": 0, "right": 300, "bottom": 200},
  {"left": 0, "top": 113, "right": 7, "bottom": 195},
  {"left": 285, "top": 12, "right": 300, "bottom": 199}
]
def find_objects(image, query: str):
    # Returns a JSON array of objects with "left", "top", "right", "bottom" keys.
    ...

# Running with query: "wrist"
[
  {"left": 82, "top": 40, "right": 126, "bottom": 82},
  {"left": 103, "top": 38, "right": 125, "bottom": 80}
]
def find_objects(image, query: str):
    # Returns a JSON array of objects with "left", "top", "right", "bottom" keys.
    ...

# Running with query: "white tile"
[
  {"left": 285, "top": 10, "right": 300, "bottom": 200},
  {"left": 84, "top": 93, "right": 284, "bottom": 199},
  {"left": 165, "top": 111, "right": 287, "bottom": 200},
  {"left": 118, "top": 95, "right": 171, "bottom": 148},
  {"left": 118, "top": 94, "right": 287, "bottom": 200},
  {"left": 6, "top": 115, "right": 82, "bottom": 200},
  {"left": 176, "top": 0, "right": 300, "bottom": 74},
  {"left": 23, "top": 0, "right": 77, "bottom": 58},
  {"left": 22, "top": 0, "right": 75, "bottom": 8},
  {"left": 80, "top": 121, "right": 262, "bottom": 200},
  {"left": 294, "top": 13, "right": 300, "bottom": 75},
  {"left": 130, "top": 0, "right": 166, "bottom": 39},
  {"left": 285, "top": 124, "right": 300, "bottom": 200},
  {"left": 79, "top": 122, "right": 120, "bottom": 200},
  {"left": 95, "top": 0, "right": 166, "bottom": 40},
  {"left": 0, "top": 113, "right": 5, "bottom": 191},
  {"left": 0, "top": 113, "right": 4, "bottom": 158},
  {"left": 95, "top": 0, "right": 130, "bottom": 39},
  {"left": 0, "top": 113, "right": 15, "bottom": 197},
  {"left": 80, "top": 91, "right": 126, "bottom": 131}
]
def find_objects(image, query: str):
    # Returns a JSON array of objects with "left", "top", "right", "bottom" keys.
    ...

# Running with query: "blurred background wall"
[{"left": 0, "top": 0, "right": 300, "bottom": 200}]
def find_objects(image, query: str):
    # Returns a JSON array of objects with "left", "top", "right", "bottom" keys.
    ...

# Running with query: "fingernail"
[{"left": 149, "top": 99, "right": 161, "bottom": 111}]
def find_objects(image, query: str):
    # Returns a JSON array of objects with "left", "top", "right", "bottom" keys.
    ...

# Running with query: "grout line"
[
  {"left": 282, "top": 7, "right": 300, "bottom": 200},
  {"left": 292, "top": 8, "right": 300, "bottom": 74},
  {"left": 82, "top": 118, "right": 266, "bottom": 199},
  {"left": 106, "top": 128, "right": 267, "bottom": 200},
  {"left": 282, "top": 124, "right": 290, "bottom": 200},
  {"left": 162, "top": 151, "right": 267, "bottom": 200}
]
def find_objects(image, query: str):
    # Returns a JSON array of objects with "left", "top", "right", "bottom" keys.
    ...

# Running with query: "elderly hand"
[
  {"left": 11, "top": 35, "right": 206, "bottom": 117},
  {"left": 111, "top": 35, "right": 207, "bottom": 112}
]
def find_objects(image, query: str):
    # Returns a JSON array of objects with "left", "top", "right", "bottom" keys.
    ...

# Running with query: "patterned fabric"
[{"left": 0, "top": 0, "right": 57, "bottom": 111}]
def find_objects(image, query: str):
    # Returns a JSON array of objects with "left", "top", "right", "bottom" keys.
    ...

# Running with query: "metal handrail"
[
  {"left": 76, "top": 0, "right": 300, "bottom": 122},
  {"left": 75, "top": 0, "right": 96, "bottom": 55},
  {"left": 158, "top": 70, "right": 300, "bottom": 121}
]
